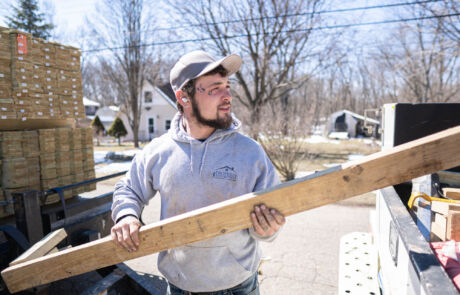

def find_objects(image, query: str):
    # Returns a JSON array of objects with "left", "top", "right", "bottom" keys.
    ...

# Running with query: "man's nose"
[{"left": 222, "top": 89, "right": 232, "bottom": 101}]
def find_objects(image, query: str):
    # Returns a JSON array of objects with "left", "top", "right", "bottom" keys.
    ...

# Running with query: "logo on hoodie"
[{"left": 212, "top": 166, "right": 237, "bottom": 181}]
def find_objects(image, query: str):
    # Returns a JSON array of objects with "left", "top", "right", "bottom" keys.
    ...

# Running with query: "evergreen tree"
[
  {"left": 7, "top": 0, "right": 54, "bottom": 39},
  {"left": 108, "top": 117, "right": 128, "bottom": 146},
  {"left": 91, "top": 115, "right": 105, "bottom": 146}
]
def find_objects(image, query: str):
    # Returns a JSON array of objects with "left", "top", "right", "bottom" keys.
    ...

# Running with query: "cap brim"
[{"left": 196, "top": 54, "right": 242, "bottom": 80}]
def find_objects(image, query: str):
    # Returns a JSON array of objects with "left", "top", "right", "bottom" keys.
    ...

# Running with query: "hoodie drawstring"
[{"left": 200, "top": 142, "right": 210, "bottom": 176}]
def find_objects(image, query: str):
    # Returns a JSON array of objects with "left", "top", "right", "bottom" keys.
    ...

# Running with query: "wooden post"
[
  {"left": 13, "top": 191, "right": 44, "bottom": 245},
  {"left": 2, "top": 125, "right": 460, "bottom": 293}
]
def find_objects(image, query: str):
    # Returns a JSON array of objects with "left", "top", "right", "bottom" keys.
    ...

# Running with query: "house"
[
  {"left": 95, "top": 105, "right": 120, "bottom": 132},
  {"left": 327, "top": 110, "right": 380, "bottom": 138},
  {"left": 94, "top": 81, "right": 177, "bottom": 142},
  {"left": 83, "top": 97, "right": 101, "bottom": 120}
]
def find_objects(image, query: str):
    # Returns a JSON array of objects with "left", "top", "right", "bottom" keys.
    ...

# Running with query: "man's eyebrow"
[{"left": 204, "top": 81, "right": 229, "bottom": 88}]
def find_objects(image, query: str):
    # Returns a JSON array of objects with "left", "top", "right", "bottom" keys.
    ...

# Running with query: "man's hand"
[
  {"left": 251, "top": 204, "right": 286, "bottom": 237},
  {"left": 111, "top": 216, "right": 142, "bottom": 252}
]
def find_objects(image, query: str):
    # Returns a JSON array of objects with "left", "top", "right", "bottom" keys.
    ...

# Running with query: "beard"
[{"left": 191, "top": 98, "right": 233, "bottom": 130}]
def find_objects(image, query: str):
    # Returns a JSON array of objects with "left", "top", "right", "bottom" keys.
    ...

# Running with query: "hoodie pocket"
[{"left": 159, "top": 245, "right": 253, "bottom": 291}]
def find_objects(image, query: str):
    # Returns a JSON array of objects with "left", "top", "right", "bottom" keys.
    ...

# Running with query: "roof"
[
  {"left": 83, "top": 97, "right": 101, "bottom": 107},
  {"left": 146, "top": 80, "right": 177, "bottom": 110},
  {"left": 158, "top": 83, "right": 176, "bottom": 102},
  {"left": 332, "top": 110, "right": 380, "bottom": 125}
]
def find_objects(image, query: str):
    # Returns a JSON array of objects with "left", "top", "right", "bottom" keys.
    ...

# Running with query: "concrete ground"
[{"left": 122, "top": 191, "right": 376, "bottom": 295}]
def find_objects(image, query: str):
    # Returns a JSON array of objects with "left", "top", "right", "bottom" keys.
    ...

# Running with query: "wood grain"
[
  {"left": 9, "top": 229, "right": 67, "bottom": 266},
  {"left": 2, "top": 125, "right": 460, "bottom": 293}
]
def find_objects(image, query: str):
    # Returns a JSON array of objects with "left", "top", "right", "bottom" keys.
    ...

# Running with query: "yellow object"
[{"left": 407, "top": 192, "right": 460, "bottom": 210}]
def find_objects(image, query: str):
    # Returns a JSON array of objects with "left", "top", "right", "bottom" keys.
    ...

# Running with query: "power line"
[
  {"left": 154, "top": 0, "right": 443, "bottom": 32},
  {"left": 76, "top": 0, "right": 443, "bottom": 42},
  {"left": 82, "top": 13, "right": 459, "bottom": 53}
]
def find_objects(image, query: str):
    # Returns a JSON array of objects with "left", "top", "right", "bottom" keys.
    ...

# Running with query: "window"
[
  {"left": 144, "top": 91, "right": 152, "bottom": 103},
  {"left": 165, "top": 120, "right": 171, "bottom": 130},
  {"left": 148, "top": 118, "right": 154, "bottom": 134}
]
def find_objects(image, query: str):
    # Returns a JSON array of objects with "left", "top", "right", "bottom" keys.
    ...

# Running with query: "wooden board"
[
  {"left": 0, "top": 118, "right": 74, "bottom": 131},
  {"left": 2, "top": 125, "right": 460, "bottom": 293},
  {"left": 443, "top": 188, "right": 460, "bottom": 200},
  {"left": 9, "top": 229, "right": 67, "bottom": 266}
]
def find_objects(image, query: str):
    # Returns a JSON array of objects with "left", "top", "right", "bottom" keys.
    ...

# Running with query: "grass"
[{"left": 295, "top": 138, "right": 381, "bottom": 171}]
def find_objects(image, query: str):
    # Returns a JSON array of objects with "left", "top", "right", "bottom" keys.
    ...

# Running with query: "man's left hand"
[{"left": 251, "top": 204, "right": 285, "bottom": 237}]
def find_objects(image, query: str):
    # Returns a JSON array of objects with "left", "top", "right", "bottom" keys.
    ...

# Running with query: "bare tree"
[
  {"left": 420, "top": 0, "right": 460, "bottom": 45},
  {"left": 87, "top": 0, "right": 156, "bottom": 147},
  {"left": 169, "top": 0, "right": 338, "bottom": 138},
  {"left": 378, "top": 10, "right": 459, "bottom": 103},
  {"left": 256, "top": 92, "right": 314, "bottom": 181}
]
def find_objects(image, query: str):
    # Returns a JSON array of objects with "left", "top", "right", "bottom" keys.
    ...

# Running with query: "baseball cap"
[{"left": 170, "top": 50, "right": 242, "bottom": 93}]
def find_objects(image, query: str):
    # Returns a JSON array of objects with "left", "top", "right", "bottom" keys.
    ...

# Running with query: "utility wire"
[
  {"left": 78, "top": 0, "right": 443, "bottom": 42},
  {"left": 83, "top": 13, "right": 459, "bottom": 53},
  {"left": 154, "top": 0, "right": 443, "bottom": 32}
]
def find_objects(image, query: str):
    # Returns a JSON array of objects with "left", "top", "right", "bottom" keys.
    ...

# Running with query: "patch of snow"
[
  {"left": 93, "top": 149, "right": 142, "bottom": 164},
  {"left": 94, "top": 151, "right": 108, "bottom": 164},
  {"left": 348, "top": 154, "right": 365, "bottom": 161},
  {"left": 303, "top": 135, "right": 340, "bottom": 144},
  {"left": 328, "top": 132, "right": 349, "bottom": 139},
  {"left": 95, "top": 162, "right": 131, "bottom": 174}
]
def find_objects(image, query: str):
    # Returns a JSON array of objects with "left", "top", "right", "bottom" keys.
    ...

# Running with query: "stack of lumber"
[
  {"left": 0, "top": 131, "right": 40, "bottom": 218},
  {"left": 0, "top": 26, "right": 84, "bottom": 121},
  {"left": 431, "top": 201, "right": 460, "bottom": 242},
  {"left": 0, "top": 127, "right": 96, "bottom": 213}
]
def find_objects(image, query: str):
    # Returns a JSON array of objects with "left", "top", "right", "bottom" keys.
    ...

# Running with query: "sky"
[{"left": 0, "top": 0, "right": 411, "bottom": 58}]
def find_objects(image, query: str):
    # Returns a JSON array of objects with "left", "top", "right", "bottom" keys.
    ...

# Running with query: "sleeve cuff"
[{"left": 115, "top": 214, "right": 139, "bottom": 224}]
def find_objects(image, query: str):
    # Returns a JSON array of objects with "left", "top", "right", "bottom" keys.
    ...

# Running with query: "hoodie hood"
[{"left": 169, "top": 111, "right": 242, "bottom": 144}]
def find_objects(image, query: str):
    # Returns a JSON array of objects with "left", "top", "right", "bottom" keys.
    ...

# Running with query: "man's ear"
[
  {"left": 175, "top": 90, "right": 183, "bottom": 100},
  {"left": 176, "top": 90, "right": 188, "bottom": 107}
]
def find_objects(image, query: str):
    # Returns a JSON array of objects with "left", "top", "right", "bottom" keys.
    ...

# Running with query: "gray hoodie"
[{"left": 112, "top": 112, "right": 281, "bottom": 292}]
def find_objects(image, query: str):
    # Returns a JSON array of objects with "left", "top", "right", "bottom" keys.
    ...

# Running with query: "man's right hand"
[{"left": 111, "top": 216, "right": 142, "bottom": 252}]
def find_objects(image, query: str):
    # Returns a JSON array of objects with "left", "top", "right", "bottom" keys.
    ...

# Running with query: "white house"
[
  {"left": 94, "top": 81, "right": 177, "bottom": 142},
  {"left": 83, "top": 97, "right": 101, "bottom": 120}
]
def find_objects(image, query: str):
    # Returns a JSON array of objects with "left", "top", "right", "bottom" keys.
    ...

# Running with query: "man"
[{"left": 111, "top": 50, "right": 285, "bottom": 295}]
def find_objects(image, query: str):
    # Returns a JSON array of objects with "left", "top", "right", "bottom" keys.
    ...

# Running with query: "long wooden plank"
[
  {"left": 0, "top": 118, "right": 75, "bottom": 131},
  {"left": 2, "top": 125, "right": 460, "bottom": 293},
  {"left": 9, "top": 229, "right": 67, "bottom": 266}
]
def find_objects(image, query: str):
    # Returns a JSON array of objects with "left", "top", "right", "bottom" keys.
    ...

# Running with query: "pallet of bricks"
[
  {"left": 0, "top": 128, "right": 96, "bottom": 217},
  {"left": 0, "top": 27, "right": 96, "bottom": 217},
  {"left": 0, "top": 26, "right": 84, "bottom": 120}
]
